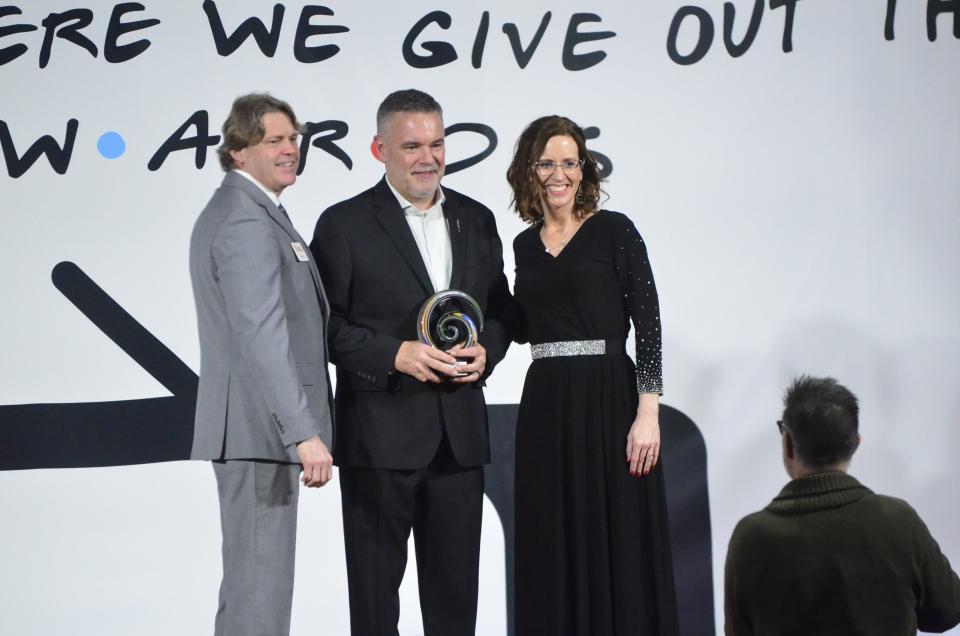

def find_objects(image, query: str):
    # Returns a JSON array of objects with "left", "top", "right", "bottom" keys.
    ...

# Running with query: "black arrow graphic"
[{"left": 0, "top": 262, "right": 197, "bottom": 470}]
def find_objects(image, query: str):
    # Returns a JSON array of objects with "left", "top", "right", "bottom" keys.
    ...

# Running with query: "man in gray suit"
[{"left": 189, "top": 93, "right": 334, "bottom": 636}]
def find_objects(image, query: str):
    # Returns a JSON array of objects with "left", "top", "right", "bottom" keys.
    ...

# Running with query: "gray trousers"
[{"left": 212, "top": 460, "right": 301, "bottom": 636}]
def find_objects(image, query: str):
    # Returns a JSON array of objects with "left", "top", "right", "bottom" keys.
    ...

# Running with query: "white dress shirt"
[
  {"left": 386, "top": 178, "right": 452, "bottom": 293},
  {"left": 234, "top": 169, "right": 281, "bottom": 207}
]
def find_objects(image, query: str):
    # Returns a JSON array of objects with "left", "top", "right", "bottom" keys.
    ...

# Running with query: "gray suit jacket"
[{"left": 189, "top": 171, "right": 333, "bottom": 463}]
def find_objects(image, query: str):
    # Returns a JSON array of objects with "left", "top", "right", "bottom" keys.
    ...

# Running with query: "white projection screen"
[{"left": 2, "top": 1, "right": 958, "bottom": 634}]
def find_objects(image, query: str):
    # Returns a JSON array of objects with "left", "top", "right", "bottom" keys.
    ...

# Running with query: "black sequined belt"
[{"left": 530, "top": 339, "right": 623, "bottom": 360}]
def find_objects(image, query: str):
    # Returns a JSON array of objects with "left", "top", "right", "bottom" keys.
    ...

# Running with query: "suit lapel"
[
  {"left": 444, "top": 194, "right": 470, "bottom": 291},
  {"left": 225, "top": 171, "right": 329, "bottom": 316},
  {"left": 372, "top": 179, "right": 435, "bottom": 295},
  {"left": 303, "top": 249, "right": 330, "bottom": 317},
  {"left": 226, "top": 171, "right": 296, "bottom": 238}
]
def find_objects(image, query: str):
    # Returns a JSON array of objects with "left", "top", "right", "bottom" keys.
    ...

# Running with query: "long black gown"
[{"left": 513, "top": 210, "right": 678, "bottom": 636}]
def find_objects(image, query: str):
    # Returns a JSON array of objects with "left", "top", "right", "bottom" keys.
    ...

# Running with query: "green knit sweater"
[{"left": 725, "top": 472, "right": 960, "bottom": 635}]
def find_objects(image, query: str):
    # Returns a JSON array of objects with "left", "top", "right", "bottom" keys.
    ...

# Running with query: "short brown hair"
[
  {"left": 506, "top": 115, "right": 603, "bottom": 224},
  {"left": 217, "top": 93, "right": 301, "bottom": 172}
]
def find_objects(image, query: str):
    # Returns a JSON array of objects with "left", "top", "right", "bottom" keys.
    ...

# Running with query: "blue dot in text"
[{"left": 97, "top": 132, "right": 126, "bottom": 159}]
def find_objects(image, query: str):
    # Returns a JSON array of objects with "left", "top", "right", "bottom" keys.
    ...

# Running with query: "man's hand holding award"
[{"left": 395, "top": 291, "right": 487, "bottom": 384}]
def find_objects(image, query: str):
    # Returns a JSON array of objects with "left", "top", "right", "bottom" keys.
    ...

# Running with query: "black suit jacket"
[{"left": 310, "top": 177, "right": 514, "bottom": 469}]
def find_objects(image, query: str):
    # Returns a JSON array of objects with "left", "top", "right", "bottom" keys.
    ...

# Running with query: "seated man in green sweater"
[{"left": 725, "top": 375, "right": 960, "bottom": 636}]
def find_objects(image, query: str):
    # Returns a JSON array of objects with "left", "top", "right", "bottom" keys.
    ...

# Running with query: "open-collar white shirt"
[
  {"left": 234, "top": 169, "right": 282, "bottom": 208},
  {"left": 386, "top": 177, "right": 452, "bottom": 293}
]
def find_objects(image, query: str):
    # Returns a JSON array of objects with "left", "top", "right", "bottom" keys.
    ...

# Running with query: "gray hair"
[{"left": 376, "top": 89, "right": 443, "bottom": 136}]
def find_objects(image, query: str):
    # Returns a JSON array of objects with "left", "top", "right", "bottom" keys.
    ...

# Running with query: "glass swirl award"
[{"left": 417, "top": 290, "right": 484, "bottom": 376}]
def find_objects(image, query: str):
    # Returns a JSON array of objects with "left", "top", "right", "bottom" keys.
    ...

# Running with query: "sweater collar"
[{"left": 766, "top": 472, "right": 873, "bottom": 515}]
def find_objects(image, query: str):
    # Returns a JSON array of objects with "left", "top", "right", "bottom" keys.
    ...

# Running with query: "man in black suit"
[{"left": 310, "top": 89, "right": 513, "bottom": 636}]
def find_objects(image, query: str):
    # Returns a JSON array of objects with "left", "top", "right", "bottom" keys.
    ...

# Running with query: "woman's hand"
[{"left": 626, "top": 394, "right": 660, "bottom": 477}]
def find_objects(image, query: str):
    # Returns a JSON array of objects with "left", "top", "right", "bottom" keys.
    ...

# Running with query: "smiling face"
[
  {"left": 375, "top": 111, "right": 445, "bottom": 210},
  {"left": 229, "top": 111, "right": 300, "bottom": 195},
  {"left": 537, "top": 134, "right": 582, "bottom": 216}
]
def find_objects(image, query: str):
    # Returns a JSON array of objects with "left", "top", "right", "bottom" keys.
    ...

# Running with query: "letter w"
[
  {"left": 203, "top": 0, "right": 284, "bottom": 57},
  {"left": 0, "top": 119, "right": 78, "bottom": 178}
]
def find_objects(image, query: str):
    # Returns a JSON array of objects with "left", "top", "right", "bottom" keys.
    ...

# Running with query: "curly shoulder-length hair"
[{"left": 506, "top": 115, "right": 603, "bottom": 224}]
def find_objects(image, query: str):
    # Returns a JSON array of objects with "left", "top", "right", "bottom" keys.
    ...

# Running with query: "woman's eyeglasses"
[{"left": 532, "top": 159, "right": 584, "bottom": 176}]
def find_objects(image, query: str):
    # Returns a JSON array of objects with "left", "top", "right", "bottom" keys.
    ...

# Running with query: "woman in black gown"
[{"left": 506, "top": 116, "right": 678, "bottom": 636}]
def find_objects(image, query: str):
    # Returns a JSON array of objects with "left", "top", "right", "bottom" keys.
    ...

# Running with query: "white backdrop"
[{"left": 2, "top": 1, "right": 958, "bottom": 634}]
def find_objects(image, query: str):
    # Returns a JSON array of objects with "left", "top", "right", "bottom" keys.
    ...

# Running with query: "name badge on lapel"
[{"left": 290, "top": 242, "right": 309, "bottom": 262}]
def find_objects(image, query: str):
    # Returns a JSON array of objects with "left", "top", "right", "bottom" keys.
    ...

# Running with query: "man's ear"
[
  {"left": 784, "top": 431, "right": 795, "bottom": 460},
  {"left": 371, "top": 135, "right": 385, "bottom": 163},
  {"left": 229, "top": 147, "right": 245, "bottom": 169}
]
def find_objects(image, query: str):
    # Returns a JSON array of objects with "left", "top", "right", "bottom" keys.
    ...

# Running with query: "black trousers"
[{"left": 339, "top": 433, "right": 484, "bottom": 636}]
